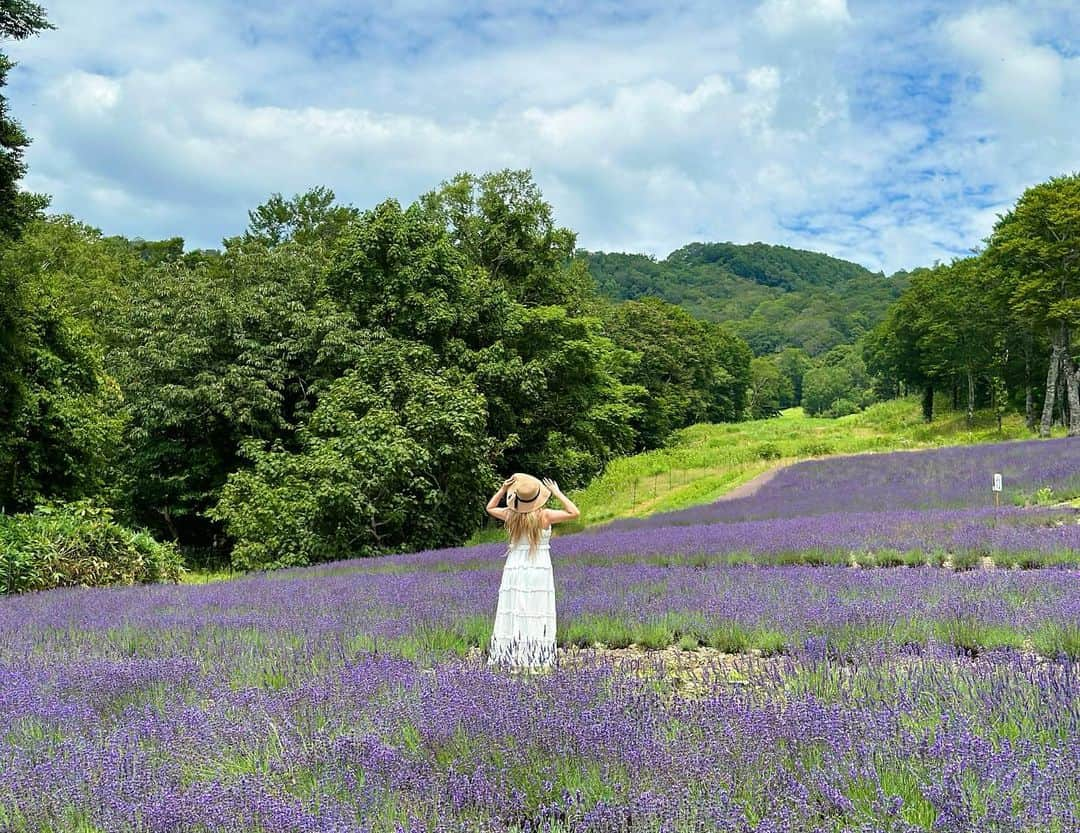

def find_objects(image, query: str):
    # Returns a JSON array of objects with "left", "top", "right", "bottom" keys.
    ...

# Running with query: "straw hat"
[{"left": 505, "top": 473, "right": 551, "bottom": 513}]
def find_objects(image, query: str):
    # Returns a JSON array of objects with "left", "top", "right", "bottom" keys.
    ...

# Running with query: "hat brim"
[{"left": 507, "top": 484, "right": 552, "bottom": 513}]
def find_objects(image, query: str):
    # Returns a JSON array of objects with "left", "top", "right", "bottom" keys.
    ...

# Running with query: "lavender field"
[{"left": 2, "top": 439, "right": 1080, "bottom": 831}]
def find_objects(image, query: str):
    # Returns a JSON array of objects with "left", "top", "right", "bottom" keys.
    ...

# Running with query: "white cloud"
[
  {"left": 756, "top": 0, "right": 851, "bottom": 37},
  {"left": 5, "top": 0, "right": 1080, "bottom": 274}
]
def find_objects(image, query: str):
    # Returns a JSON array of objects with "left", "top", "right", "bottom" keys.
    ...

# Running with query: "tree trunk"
[
  {"left": 1056, "top": 367, "right": 1066, "bottom": 427},
  {"left": 922, "top": 384, "right": 934, "bottom": 422},
  {"left": 966, "top": 369, "right": 975, "bottom": 426},
  {"left": 951, "top": 380, "right": 959, "bottom": 410},
  {"left": 1065, "top": 354, "right": 1080, "bottom": 437},
  {"left": 1024, "top": 340, "right": 1035, "bottom": 431},
  {"left": 1040, "top": 343, "right": 1063, "bottom": 438}
]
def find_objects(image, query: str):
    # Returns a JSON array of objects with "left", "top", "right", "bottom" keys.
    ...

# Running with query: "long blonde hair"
[{"left": 505, "top": 507, "right": 545, "bottom": 558}]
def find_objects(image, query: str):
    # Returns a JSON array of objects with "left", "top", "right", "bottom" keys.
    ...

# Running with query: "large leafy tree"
[
  {"left": 1, "top": 0, "right": 51, "bottom": 449},
  {"left": 0, "top": 4, "right": 123, "bottom": 512},
  {"left": 421, "top": 169, "right": 595, "bottom": 311},
  {"left": 775, "top": 347, "right": 813, "bottom": 406},
  {"left": 113, "top": 233, "right": 344, "bottom": 548},
  {"left": 987, "top": 174, "right": 1080, "bottom": 436},
  {"left": 0, "top": 220, "right": 126, "bottom": 511},
  {"left": 745, "top": 356, "right": 790, "bottom": 419},
  {"left": 864, "top": 267, "right": 942, "bottom": 421},
  {"left": 416, "top": 171, "right": 642, "bottom": 482},
  {"left": 914, "top": 258, "right": 997, "bottom": 425},
  {"left": 211, "top": 339, "right": 492, "bottom": 570},
  {"left": 603, "top": 297, "right": 751, "bottom": 445},
  {"left": 242, "top": 186, "right": 359, "bottom": 249}
]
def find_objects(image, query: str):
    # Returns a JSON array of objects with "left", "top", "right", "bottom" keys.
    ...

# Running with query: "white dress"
[{"left": 488, "top": 526, "right": 557, "bottom": 669}]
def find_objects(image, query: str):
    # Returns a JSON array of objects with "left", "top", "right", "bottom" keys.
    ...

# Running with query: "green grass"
[
  {"left": 468, "top": 396, "right": 1050, "bottom": 541},
  {"left": 181, "top": 566, "right": 241, "bottom": 584}
]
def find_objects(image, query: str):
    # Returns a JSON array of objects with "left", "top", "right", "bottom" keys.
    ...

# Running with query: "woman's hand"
[
  {"left": 487, "top": 476, "right": 517, "bottom": 520},
  {"left": 542, "top": 477, "right": 580, "bottom": 523}
]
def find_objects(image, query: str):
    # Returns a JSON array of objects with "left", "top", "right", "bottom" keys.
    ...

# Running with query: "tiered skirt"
[{"left": 488, "top": 539, "right": 557, "bottom": 670}]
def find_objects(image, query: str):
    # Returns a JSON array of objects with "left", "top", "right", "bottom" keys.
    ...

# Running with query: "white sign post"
[{"left": 992, "top": 473, "right": 1002, "bottom": 514}]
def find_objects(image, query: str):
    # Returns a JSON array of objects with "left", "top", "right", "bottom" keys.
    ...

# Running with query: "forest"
[
  {"left": 865, "top": 175, "right": 1080, "bottom": 436},
  {"left": 0, "top": 167, "right": 756, "bottom": 578},
  {"left": 586, "top": 241, "right": 908, "bottom": 356}
]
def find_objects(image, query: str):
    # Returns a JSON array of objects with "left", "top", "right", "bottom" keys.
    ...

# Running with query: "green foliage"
[
  {"left": 211, "top": 339, "right": 494, "bottom": 570},
  {"left": 0, "top": 501, "right": 182, "bottom": 593},
  {"left": 989, "top": 174, "right": 1080, "bottom": 334},
  {"left": 802, "top": 365, "right": 854, "bottom": 416},
  {"left": 242, "top": 186, "right": 360, "bottom": 248},
  {"left": 775, "top": 347, "right": 812, "bottom": 405},
  {"left": 0, "top": 264, "right": 125, "bottom": 512},
  {"left": 3, "top": 216, "right": 142, "bottom": 347},
  {"left": 586, "top": 242, "right": 905, "bottom": 357},
  {"left": 745, "top": 356, "right": 791, "bottom": 419},
  {"left": 871, "top": 173, "right": 1080, "bottom": 435},
  {"left": 602, "top": 297, "right": 750, "bottom": 446},
  {"left": 0, "top": 1, "right": 53, "bottom": 241},
  {"left": 421, "top": 169, "right": 592, "bottom": 310},
  {"left": 112, "top": 225, "right": 348, "bottom": 548}
]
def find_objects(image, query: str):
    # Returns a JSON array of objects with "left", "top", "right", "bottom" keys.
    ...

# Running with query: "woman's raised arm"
[
  {"left": 486, "top": 476, "right": 516, "bottom": 521},
  {"left": 542, "top": 478, "right": 580, "bottom": 525}
]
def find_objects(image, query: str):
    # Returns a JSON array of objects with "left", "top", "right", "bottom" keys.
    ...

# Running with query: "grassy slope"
[{"left": 469, "top": 396, "right": 1059, "bottom": 543}]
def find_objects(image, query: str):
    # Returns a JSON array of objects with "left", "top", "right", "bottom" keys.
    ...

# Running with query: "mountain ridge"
[{"left": 581, "top": 241, "right": 908, "bottom": 356}]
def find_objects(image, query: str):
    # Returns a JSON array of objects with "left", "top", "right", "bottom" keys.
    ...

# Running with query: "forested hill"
[{"left": 583, "top": 242, "right": 909, "bottom": 356}]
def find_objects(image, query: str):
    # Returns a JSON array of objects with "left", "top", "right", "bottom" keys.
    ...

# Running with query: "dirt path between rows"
[
  {"left": 711, "top": 464, "right": 784, "bottom": 502},
  {"left": 465, "top": 643, "right": 1072, "bottom": 701}
]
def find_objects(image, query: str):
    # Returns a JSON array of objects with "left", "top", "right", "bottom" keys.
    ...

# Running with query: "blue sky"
[{"left": 6, "top": 0, "right": 1080, "bottom": 273}]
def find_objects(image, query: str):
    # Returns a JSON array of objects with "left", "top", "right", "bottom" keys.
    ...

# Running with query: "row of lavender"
[
  {"left": 608, "top": 435, "right": 1080, "bottom": 528},
  {"left": 2, "top": 640, "right": 1077, "bottom": 831},
  {"left": 3, "top": 562, "right": 1078, "bottom": 671},
  {"left": 380, "top": 507, "right": 1080, "bottom": 572}
]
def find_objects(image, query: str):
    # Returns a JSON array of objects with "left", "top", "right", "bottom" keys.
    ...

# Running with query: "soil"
[{"left": 710, "top": 465, "right": 784, "bottom": 502}]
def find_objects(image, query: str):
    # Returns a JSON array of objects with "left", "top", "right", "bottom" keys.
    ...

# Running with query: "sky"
[{"left": 6, "top": 0, "right": 1080, "bottom": 274}]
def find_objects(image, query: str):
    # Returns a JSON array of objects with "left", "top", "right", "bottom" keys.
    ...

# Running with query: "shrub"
[
  {"left": 900, "top": 549, "right": 926, "bottom": 567},
  {"left": 757, "top": 442, "right": 782, "bottom": 460},
  {"left": 875, "top": 549, "right": 904, "bottom": 568},
  {"left": 826, "top": 398, "right": 860, "bottom": 418},
  {"left": 0, "top": 501, "right": 182, "bottom": 594},
  {"left": 797, "top": 441, "right": 835, "bottom": 457},
  {"left": 950, "top": 550, "right": 981, "bottom": 571}
]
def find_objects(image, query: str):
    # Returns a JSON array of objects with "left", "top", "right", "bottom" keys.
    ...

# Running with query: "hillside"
[
  {"left": 584, "top": 242, "right": 908, "bottom": 356},
  {"left": 462, "top": 395, "right": 1063, "bottom": 544}
]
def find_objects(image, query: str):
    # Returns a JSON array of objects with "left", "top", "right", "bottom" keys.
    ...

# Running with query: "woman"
[{"left": 485, "top": 473, "right": 580, "bottom": 671}]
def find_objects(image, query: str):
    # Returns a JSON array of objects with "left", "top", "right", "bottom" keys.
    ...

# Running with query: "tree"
[
  {"left": 242, "top": 186, "right": 359, "bottom": 249},
  {"left": 421, "top": 169, "right": 595, "bottom": 312},
  {"left": 987, "top": 174, "right": 1080, "bottom": 436},
  {"left": 113, "top": 239, "right": 342, "bottom": 548},
  {"left": 802, "top": 365, "right": 855, "bottom": 417},
  {"left": 914, "top": 259, "right": 996, "bottom": 425},
  {"left": 414, "top": 175, "right": 641, "bottom": 483},
  {"left": 775, "top": 347, "right": 813, "bottom": 406},
  {"left": 211, "top": 339, "right": 493, "bottom": 570},
  {"left": 0, "top": 270, "right": 124, "bottom": 512},
  {"left": 0, "top": 6, "right": 123, "bottom": 512},
  {"left": 745, "top": 357, "right": 790, "bottom": 419},
  {"left": 864, "top": 267, "right": 942, "bottom": 421},
  {"left": 602, "top": 298, "right": 751, "bottom": 447},
  {"left": 0, "top": 0, "right": 52, "bottom": 240}
]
